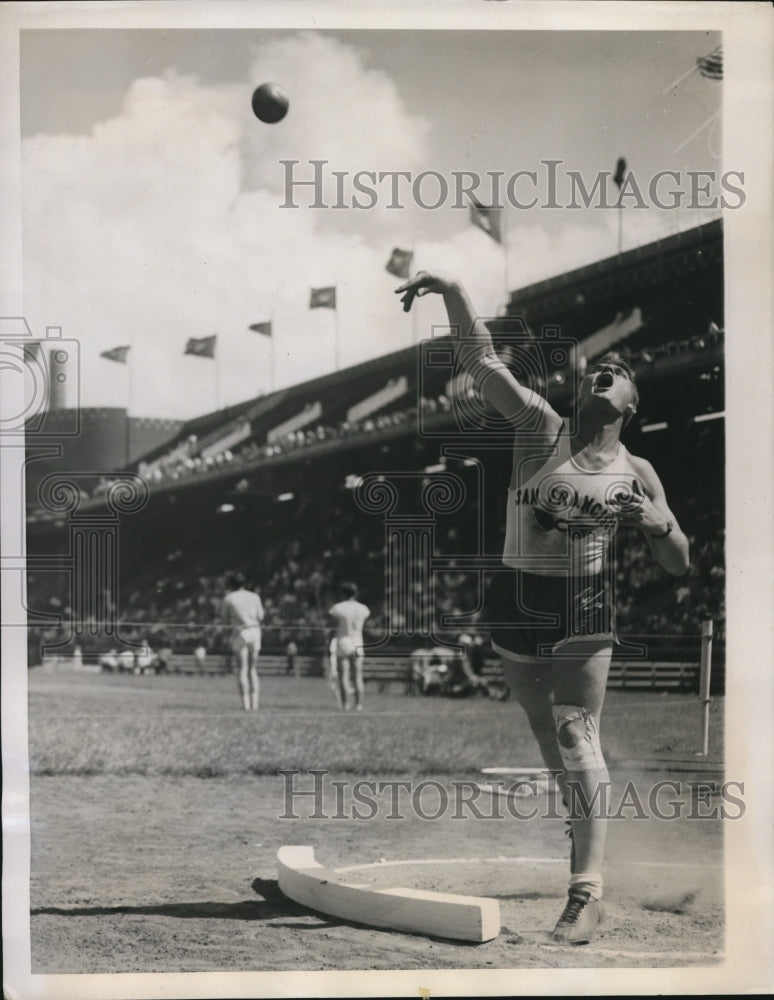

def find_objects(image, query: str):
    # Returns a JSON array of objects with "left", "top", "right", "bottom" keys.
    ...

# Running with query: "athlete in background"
[
  {"left": 222, "top": 572, "right": 264, "bottom": 712},
  {"left": 329, "top": 583, "right": 371, "bottom": 712}
]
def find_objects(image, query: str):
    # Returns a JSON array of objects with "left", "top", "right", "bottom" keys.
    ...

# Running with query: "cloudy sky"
[{"left": 19, "top": 25, "right": 723, "bottom": 420}]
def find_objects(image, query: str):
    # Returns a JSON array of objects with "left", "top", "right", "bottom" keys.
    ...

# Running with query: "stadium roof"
[
  {"left": 133, "top": 219, "right": 723, "bottom": 469},
  {"left": 506, "top": 218, "right": 722, "bottom": 340}
]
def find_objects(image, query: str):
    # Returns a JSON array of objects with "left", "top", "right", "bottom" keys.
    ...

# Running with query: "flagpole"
[
  {"left": 215, "top": 340, "right": 221, "bottom": 411},
  {"left": 411, "top": 253, "right": 419, "bottom": 346},
  {"left": 333, "top": 306, "right": 340, "bottom": 371},
  {"left": 270, "top": 310, "right": 275, "bottom": 393},
  {"left": 125, "top": 349, "right": 133, "bottom": 465},
  {"left": 501, "top": 208, "right": 510, "bottom": 310}
]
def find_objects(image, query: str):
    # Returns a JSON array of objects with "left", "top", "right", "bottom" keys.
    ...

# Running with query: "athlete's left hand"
[{"left": 610, "top": 480, "right": 670, "bottom": 536}]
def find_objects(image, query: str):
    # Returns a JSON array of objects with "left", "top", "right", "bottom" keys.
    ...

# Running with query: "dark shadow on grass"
[
  {"left": 32, "top": 879, "right": 495, "bottom": 945},
  {"left": 30, "top": 879, "right": 339, "bottom": 925}
]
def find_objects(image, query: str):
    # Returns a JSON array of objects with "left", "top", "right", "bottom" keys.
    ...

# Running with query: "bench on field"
[
  {"left": 361, "top": 657, "right": 506, "bottom": 696},
  {"left": 157, "top": 653, "right": 705, "bottom": 693},
  {"left": 163, "top": 653, "right": 230, "bottom": 675},
  {"left": 361, "top": 658, "right": 416, "bottom": 695},
  {"left": 164, "top": 653, "right": 321, "bottom": 676},
  {"left": 608, "top": 660, "right": 699, "bottom": 691},
  {"left": 481, "top": 657, "right": 700, "bottom": 693}
]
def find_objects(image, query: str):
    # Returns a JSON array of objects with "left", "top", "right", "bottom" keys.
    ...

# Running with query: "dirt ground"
[{"left": 29, "top": 768, "right": 724, "bottom": 975}]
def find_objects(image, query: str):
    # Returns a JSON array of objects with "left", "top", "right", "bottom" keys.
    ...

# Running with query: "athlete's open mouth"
[{"left": 593, "top": 372, "right": 614, "bottom": 392}]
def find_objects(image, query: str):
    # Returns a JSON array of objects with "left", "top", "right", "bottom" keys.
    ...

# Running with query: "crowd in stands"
[
  {"left": 78, "top": 329, "right": 722, "bottom": 500},
  {"left": 27, "top": 420, "right": 725, "bottom": 671},
  {"left": 25, "top": 325, "right": 724, "bottom": 669},
  {"left": 135, "top": 407, "right": 422, "bottom": 490}
]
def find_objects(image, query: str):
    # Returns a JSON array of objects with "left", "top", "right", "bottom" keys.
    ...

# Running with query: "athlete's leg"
[
  {"left": 551, "top": 637, "right": 612, "bottom": 895},
  {"left": 338, "top": 655, "right": 354, "bottom": 711},
  {"left": 499, "top": 653, "right": 569, "bottom": 806},
  {"left": 540, "top": 637, "right": 612, "bottom": 943},
  {"left": 329, "top": 657, "right": 344, "bottom": 709},
  {"left": 237, "top": 644, "right": 251, "bottom": 711},
  {"left": 248, "top": 644, "right": 260, "bottom": 711},
  {"left": 352, "top": 653, "right": 365, "bottom": 710}
]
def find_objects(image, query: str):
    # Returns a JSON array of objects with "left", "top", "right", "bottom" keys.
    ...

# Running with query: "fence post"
[{"left": 697, "top": 619, "right": 713, "bottom": 756}]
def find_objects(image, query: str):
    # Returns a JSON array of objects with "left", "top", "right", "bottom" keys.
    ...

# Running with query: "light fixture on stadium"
[
  {"left": 217, "top": 503, "right": 236, "bottom": 513},
  {"left": 640, "top": 421, "right": 668, "bottom": 434},
  {"left": 692, "top": 411, "right": 724, "bottom": 424},
  {"left": 277, "top": 492, "right": 295, "bottom": 502}
]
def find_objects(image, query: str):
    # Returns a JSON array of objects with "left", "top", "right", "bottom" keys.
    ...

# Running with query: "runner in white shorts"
[
  {"left": 329, "top": 583, "right": 371, "bottom": 712},
  {"left": 221, "top": 572, "right": 264, "bottom": 711},
  {"left": 396, "top": 269, "right": 690, "bottom": 944}
]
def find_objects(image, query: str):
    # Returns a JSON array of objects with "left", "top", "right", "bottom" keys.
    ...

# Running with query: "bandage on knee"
[{"left": 552, "top": 704, "right": 605, "bottom": 771}]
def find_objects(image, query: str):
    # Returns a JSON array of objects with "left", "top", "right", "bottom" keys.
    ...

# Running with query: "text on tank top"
[{"left": 503, "top": 426, "right": 635, "bottom": 576}]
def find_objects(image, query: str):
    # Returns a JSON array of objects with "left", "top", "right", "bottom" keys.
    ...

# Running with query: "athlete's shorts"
[
  {"left": 231, "top": 626, "right": 262, "bottom": 656},
  {"left": 335, "top": 636, "right": 362, "bottom": 659},
  {"left": 486, "top": 569, "right": 615, "bottom": 661}
]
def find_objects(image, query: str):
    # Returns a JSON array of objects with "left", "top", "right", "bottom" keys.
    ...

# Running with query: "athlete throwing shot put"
[
  {"left": 396, "top": 271, "right": 689, "bottom": 944},
  {"left": 222, "top": 572, "right": 264, "bottom": 712}
]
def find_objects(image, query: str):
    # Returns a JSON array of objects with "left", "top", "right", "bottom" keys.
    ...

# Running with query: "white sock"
[{"left": 569, "top": 873, "right": 603, "bottom": 901}]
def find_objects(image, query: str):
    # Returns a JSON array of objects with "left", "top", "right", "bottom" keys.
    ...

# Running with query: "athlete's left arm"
[{"left": 614, "top": 456, "right": 690, "bottom": 576}]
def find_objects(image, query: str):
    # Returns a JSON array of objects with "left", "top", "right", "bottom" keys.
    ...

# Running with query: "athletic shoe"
[{"left": 551, "top": 889, "right": 604, "bottom": 944}]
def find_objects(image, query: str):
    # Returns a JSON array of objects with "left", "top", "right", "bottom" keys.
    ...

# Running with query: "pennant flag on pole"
[
  {"left": 613, "top": 157, "right": 627, "bottom": 190},
  {"left": 184, "top": 335, "right": 217, "bottom": 358},
  {"left": 696, "top": 48, "right": 723, "bottom": 80},
  {"left": 309, "top": 287, "right": 337, "bottom": 309},
  {"left": 248, "top": 321, "right": 273, "bottom": 336},
  {"left": 385, "top": 248, "right": 413, "bottom": 279},
  {"left": 100, "top": 345, "right": 131, "bottom": 363},
  {"left": 469, "top": 198, "right": 502, "bottom": 244}
]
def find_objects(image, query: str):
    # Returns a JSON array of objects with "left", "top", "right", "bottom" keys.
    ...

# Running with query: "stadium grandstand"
[{"left": 25, "top": 219, "right": 724, "bottom": 686}]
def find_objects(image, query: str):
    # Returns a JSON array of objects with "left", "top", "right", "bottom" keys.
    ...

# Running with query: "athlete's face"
[{"left": 579, "top": 361, "right": 637, "bottom": 419}]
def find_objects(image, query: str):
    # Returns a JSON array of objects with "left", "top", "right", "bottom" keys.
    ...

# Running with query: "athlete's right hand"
[{"left": 394, "top": 271, "right": 452, "bottom": 312}]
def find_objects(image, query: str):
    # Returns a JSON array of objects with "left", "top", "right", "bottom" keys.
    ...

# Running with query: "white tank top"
[
  {"left": 503, "top": 424, "right": 636, "bottom": 577},
  {"left": 222, "top": 589, "right": 264, "bottom": 628}
]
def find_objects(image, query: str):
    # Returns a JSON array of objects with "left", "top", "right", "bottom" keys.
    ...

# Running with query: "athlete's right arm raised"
[{"left": 395, "top": 271, "right": 562, "bottom": 436}]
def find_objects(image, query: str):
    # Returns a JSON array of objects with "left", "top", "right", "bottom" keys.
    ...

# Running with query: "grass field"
[
  {"left": 28, "top": 669, "right": 724, "bottom": 777},
  {"left": 24, "top": 668, "right": 726, "bottom": 979}
]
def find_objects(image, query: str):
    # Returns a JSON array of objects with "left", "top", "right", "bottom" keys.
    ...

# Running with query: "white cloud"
[
  {"left": 22, "top": 35, "right": 431, "bottom": 420},
  {"left": 244, "top": 32, "right": 430, "bottom": 201},
  {"left": 21, "top": 32, "right": 709, "bottom": 421}
]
